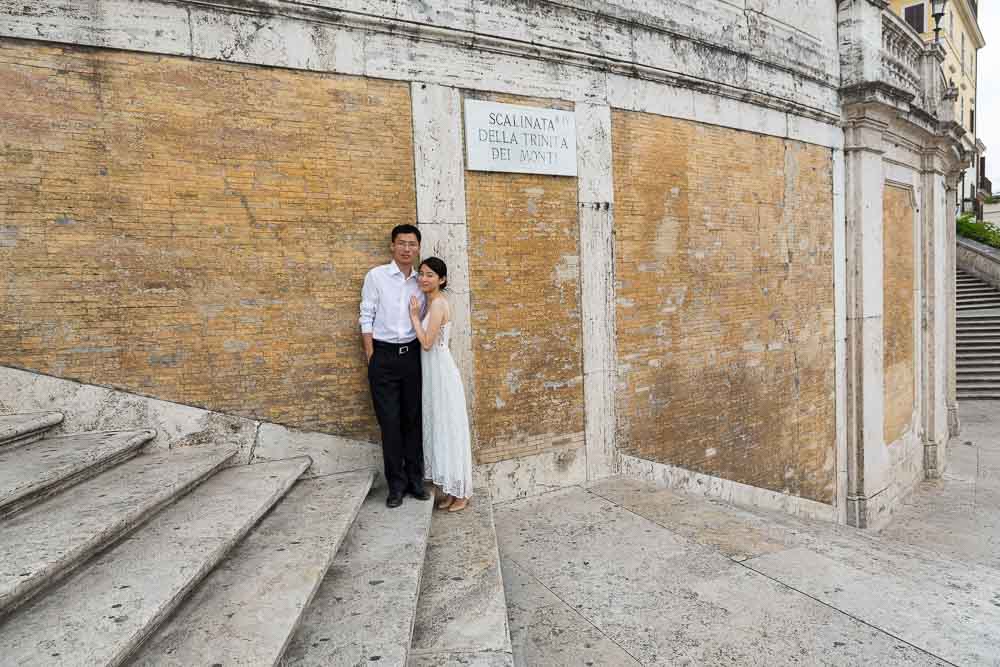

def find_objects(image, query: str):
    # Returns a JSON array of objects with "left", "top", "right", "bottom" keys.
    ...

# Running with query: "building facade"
[
  {"left": 0, "top": 0, "right": 970, "bottom": 528},
  {"left": 891, "top": 0, "right": 986, "bottom": 213}
]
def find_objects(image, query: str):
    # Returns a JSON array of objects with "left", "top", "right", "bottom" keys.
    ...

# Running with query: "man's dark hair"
[{"left": 391, "top": 224, "right": 421, "bottom": 243}]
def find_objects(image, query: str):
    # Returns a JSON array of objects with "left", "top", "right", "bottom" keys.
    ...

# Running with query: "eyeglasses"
[{"left": 394, "top": 241, "right": 420, "bottom": 249}]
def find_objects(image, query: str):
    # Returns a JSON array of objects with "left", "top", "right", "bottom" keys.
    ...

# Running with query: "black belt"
[{"left": 373, "top": 339, "right": 418, "bottom": 355}]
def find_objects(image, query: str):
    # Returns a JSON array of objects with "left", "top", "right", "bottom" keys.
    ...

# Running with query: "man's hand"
[{"left": 362, "top": 333, "right": 374, "bottom": 364}]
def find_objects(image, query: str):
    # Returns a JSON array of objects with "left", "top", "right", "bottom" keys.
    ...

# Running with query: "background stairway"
[
  {"left": 0, "top": 409, "right": 511, "bottom": 666},
  {"left": 956, "top": 269, "right": 1000, "bottom": 400}
]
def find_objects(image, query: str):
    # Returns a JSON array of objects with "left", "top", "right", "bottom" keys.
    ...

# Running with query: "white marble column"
[
  {"left": 843, "top": 114, "right": 889, "bottom": 528},
  {"left": 945, "top": 173, "right": 961, "bottom": 439},
  {"left": 919, "top": 151, "right": 950, "bottom": 477},
  {"left": 832, "top": 147, "right": 849, "bottom": 524},
  {"left": 575, "top": 103, "right": 617, "bottom": 481},
  {"left": 410, "top": 83, "right": 474, "bottom": 402}
]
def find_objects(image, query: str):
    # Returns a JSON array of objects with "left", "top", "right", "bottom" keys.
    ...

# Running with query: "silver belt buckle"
[{"left": 398, "top": 345, "right": 409, "bottom": 355}]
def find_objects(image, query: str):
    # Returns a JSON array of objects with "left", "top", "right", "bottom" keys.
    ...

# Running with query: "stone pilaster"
[
  {"left": 833, "top": 147, "right": 850, "bottom": 524},
  {"left": 919, "top": 148, "right": 951, "bottom": 477},
  {"left": 843, "top": 113, "right": 889, "bottom": 528},
  {"left": 575, "top": 103, "right": 617, "bottom": 481},
  {"left": 410, "top": 83, "right": 474, "bottom": 400},
  {"left": 945, "top": 171, "right": 962, "bottom": 439}
]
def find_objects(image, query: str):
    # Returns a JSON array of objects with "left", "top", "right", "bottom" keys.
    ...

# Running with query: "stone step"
[
  {"left": 957, "top": 332, "right": 1000, "bottom": 338},
  {"left": 957, "top": 298, "right": 1000, "bottom": 305},
  {"left": 957, "top": 299, "right": 1000, "bottom": 305},
  {"left": 957, "top": 361, "right": 1000, "bottom": 369},
  {"left": 0, "top": 430, "right": 154, "bottom": 520},
  {"left": 956, "top": 378, "right": 1000, "bottom": 387},
  {"left": 408, "top": 486, "right": 513, "bottom": 667},
  {"left": 958, "top": 333, "right": 1000, "bottom": 340},
  {"left": 0, "top": 457, "right": 311, "bottom": 667},
  {"left": 958, "top": 289, "right": 999, "bottom": 296},
  {"left": 131, "top": 470, "right": 374, "bottom": 667},
  {"left": 957, "top": 323, "right": 1000, "bottom": 330},
  {"left": 0, "top": 412, "right": 63, "bottom": 448},
  {"left": 957, "top": 356, "right": 1000, "bottom": 364},
  {"left": 957, "top": 386, "right": 1000, "bottom": 395},
  {"left": 282, "top": 486, "right": 434, "bottom": 666},
  {"left": 957, "top": 391, "right": 1000, "bottom": 400},
  {"left": 0, "top": 446, "right": 236, "bottom": 618}
]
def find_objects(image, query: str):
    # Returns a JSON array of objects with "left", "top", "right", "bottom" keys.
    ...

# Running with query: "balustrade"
[{"left": 880, "top": 10, "right": 928, "bottom": 108}]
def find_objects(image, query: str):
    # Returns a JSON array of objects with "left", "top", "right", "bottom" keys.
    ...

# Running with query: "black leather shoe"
[
  {"left": 386, "top": 493, "right": 403, "bottom": 508},
  {"left": 407, "top": 484, "right": 430, "bottom": 501}
]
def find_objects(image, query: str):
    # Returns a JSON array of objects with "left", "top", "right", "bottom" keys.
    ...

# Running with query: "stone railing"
[
  {"left": 839, "top": 0, "right": 950, "bottom": 123},
  {"left": 880, "top": 10, "right": 926, "bottom": 105},
  {"left": 957, "top": 237, "right": 1000, "bottom": 290}
]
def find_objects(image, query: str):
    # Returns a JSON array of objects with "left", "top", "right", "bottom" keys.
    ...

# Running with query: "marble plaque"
[{"left": 464, "top": 99, "right": 577, "bottom": 176}]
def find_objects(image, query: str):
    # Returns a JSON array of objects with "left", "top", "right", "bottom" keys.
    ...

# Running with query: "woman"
[{"left": 409, "top": 257, "right": 473, "bottom": 512}]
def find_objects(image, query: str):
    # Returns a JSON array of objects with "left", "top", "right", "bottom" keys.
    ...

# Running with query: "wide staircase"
[
  {"left": 956, "top": 269, "right": 1000, "bottom": 400},
  {"left": 0, "top": 412, "right": 511, "bottom": 666}
]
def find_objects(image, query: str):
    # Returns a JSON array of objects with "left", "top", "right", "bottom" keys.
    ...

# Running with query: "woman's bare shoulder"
[{"left": 431, "top": 296, "right": 451, "bottom": 321}]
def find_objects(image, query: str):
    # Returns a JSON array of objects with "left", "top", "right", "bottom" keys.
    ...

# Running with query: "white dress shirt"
[{"left": 359, "top": 261, "right": 424, "bottom": 343}]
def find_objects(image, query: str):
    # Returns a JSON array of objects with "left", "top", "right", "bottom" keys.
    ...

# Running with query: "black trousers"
[{"left": 368, "top": 340, "right": 424, "bottom": 495}]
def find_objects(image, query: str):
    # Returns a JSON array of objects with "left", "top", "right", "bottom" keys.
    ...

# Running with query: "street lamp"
[{"left": 931, "top": 0, "right": 948, "bottom": 43}]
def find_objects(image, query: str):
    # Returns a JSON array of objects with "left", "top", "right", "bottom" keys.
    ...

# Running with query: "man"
[{"left": 360, "top": 224, "right": 430, "bottom": 507}]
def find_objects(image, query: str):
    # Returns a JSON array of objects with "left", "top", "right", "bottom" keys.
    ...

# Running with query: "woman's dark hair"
[{"left": 419, "top": 257, "right": 448, "bottom": 290}]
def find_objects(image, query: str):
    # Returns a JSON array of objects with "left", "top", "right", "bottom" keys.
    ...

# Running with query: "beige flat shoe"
[
  {"left": 448, "top": 498, "right": 469, "bottom": 512},
  {"left": 436, "top": 495, "right": 454, "bottom": 510}
]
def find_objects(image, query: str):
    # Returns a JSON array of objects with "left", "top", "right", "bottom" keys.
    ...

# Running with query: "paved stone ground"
[
  {"left": 881, "top": 401, "right": 1000, "bottom": 570},
  {"left": 494, "top": 401, "right": 1000, "bottom": 666}
]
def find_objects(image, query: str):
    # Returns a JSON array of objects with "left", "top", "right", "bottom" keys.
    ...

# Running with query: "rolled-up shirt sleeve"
[{"left": 359, "top": 271, "right": 378, "bottom": 334}]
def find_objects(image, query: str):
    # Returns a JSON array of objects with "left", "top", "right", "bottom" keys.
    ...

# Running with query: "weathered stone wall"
[
  {"left": 0, "top": 0, "right": 842, "bottom": 122},
  {"left": 0, "top": 39, "right": 415, "bottom": 440},
  {"left": 883, "top": 184, "right": 916, "bottom": 444},
  {"left": 0, "top": 0, "right": 965, "bottom": 525},
  {"left": 612, "top": 110, "right": 837, "bottom": 504},
  {"left": 465, "top": 94, "right": 585, "bottom": 466}
]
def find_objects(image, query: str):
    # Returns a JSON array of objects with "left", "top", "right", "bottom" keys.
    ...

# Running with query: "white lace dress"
[{"left": 421, "top": 317, "right": 473, "bottom": 499}]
